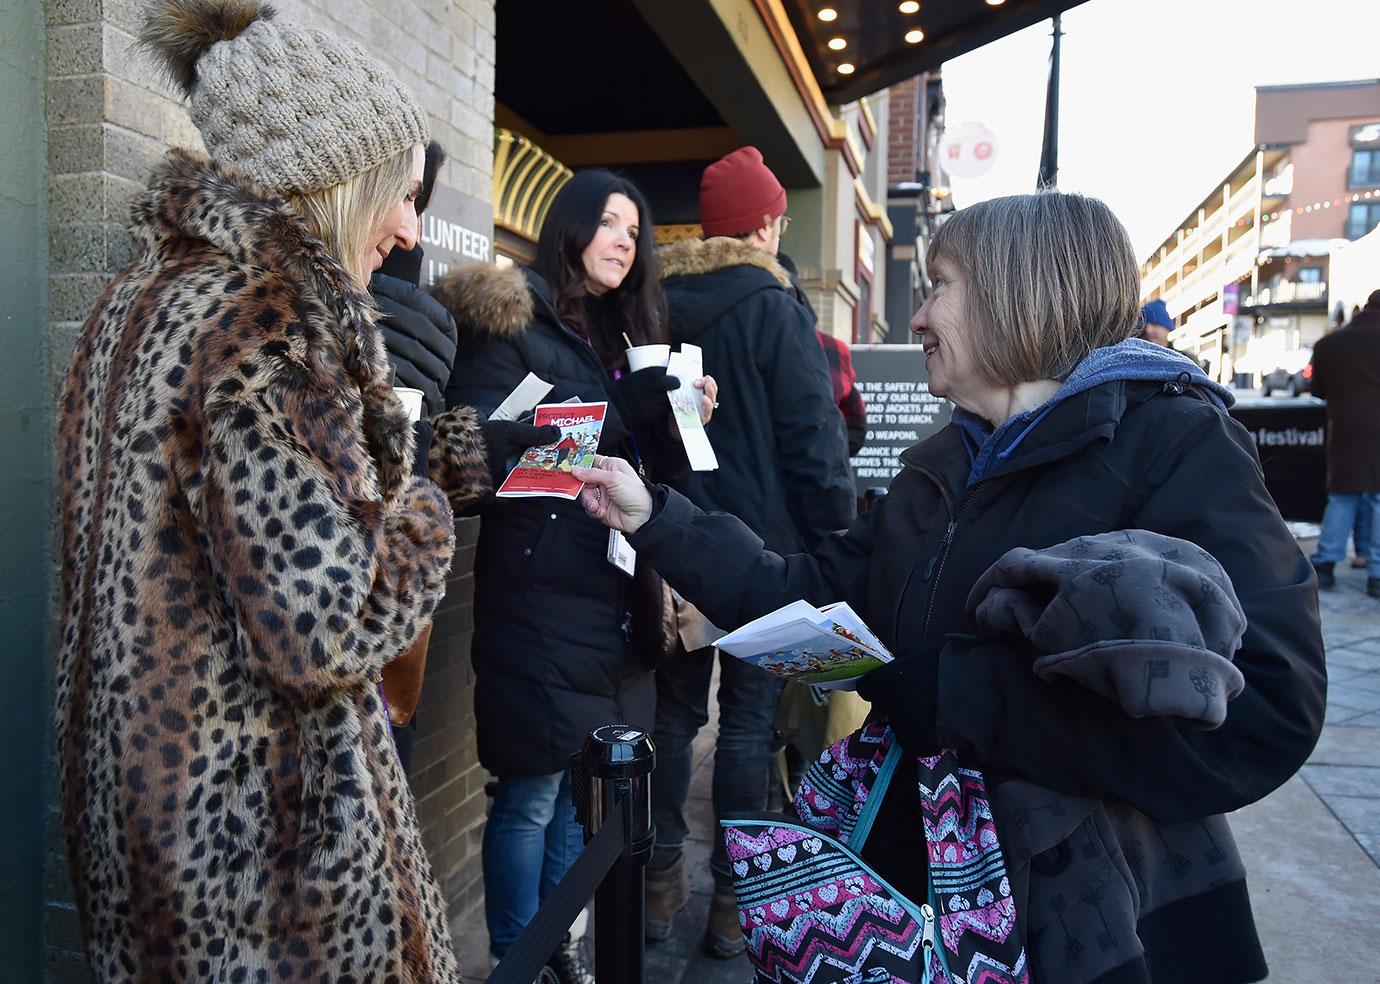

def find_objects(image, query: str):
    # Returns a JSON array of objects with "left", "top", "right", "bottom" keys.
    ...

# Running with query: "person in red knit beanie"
[
  {"left": 699, "top": 145, "right": 789, "bottom": 241},
  {"left": 646, "top": 145, "right": 855, "bottom": 958}
]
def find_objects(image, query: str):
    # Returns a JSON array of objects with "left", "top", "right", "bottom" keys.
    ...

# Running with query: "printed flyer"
[
  {"left": 665, "top": 343, "right": 719, "bottom": 472},
  {"left": 714, "top": 600, "right": 892, "bottom": 689},
  {"left": 496, "top": 401, "right": 607, "bottom": 499}
]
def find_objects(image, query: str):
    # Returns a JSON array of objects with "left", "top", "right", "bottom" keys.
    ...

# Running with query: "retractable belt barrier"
[{"left": 486, "top": 725, "right": 656, "bottom": 984}]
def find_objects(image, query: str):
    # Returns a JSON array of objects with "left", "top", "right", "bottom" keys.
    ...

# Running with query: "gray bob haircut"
[{"left": 927, "top": 192, "right": 1141, "bottom": 384}]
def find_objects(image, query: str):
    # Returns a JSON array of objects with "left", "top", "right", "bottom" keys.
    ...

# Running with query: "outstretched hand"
[{"left": 572, "top": 456, "right": 654, "bottom": 534}]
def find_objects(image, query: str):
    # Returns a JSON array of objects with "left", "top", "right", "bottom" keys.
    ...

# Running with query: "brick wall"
[
  {"left": 887, "top": 77, "right": 919, "bottom": 187},
  {"left": 42, "top": 0, "right": 496, "bottom": 976},
  {"left": 409, "top": 518, "right": 489, "bottom": 915}
]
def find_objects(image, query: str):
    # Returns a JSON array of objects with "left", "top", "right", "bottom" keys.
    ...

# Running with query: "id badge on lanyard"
[{"left": 607, "top": 528, "right": 636, "bottom": 576}]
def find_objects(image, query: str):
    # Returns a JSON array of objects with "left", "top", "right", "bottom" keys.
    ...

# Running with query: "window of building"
[
  {"left": 1349, "top": 148, "right": 1380, "bottom": 188},
  {"left": 1345, "top": 202, "right": 1380, "bottom": 239},
  {"left": 1297, "top": 266, "right": 1323, "bottom": 283}
]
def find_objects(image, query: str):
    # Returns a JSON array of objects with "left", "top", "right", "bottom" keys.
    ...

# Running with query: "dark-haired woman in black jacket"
[{"left": 433, "top": 169, "right": 716, "bottom": 976}]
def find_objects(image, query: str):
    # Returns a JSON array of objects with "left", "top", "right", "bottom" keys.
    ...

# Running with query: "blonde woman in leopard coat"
[{"left": 55, "top": 1, "right": 492, "bottom": 980}]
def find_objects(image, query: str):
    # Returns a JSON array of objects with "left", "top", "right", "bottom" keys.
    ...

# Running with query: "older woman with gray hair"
[{"left": 572, "top": 192, "right": 1325, "bottom": 984}]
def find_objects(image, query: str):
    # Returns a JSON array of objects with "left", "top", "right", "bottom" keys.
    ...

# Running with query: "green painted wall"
[{"left": 0, "top": 0, "right": 52, "bottom": 978}]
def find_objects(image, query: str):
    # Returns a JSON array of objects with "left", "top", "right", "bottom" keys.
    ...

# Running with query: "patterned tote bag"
[{"left": 723, "top": 724, "right": 1029, "bottom": 984}]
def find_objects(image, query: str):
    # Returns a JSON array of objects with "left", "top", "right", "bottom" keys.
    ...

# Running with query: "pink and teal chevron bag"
[{"left": 723, "top": 723, "right": 1029, "bottom": 984}]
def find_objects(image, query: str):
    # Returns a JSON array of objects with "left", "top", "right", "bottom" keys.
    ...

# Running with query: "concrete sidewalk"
[
  {"left": 1233, "top": 555, "right": 1380, "bottom": 981},
  {"left": 455, "top": 554, "right": 1380, "bottom": 983}
]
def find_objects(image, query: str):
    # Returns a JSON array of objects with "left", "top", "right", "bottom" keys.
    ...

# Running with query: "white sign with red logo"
[{"left": 938, "top": 122, "right": 999, "bottom": 180}]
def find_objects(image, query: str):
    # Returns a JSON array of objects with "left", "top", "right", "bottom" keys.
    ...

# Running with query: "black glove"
[
  {"left": 479, "top": 418, "right": 562, "bottom": 482},
  {"left": 855, "top": 645, "right": 942, "bottom": 756},
  {"left": 610, "top": 366, "right": 680, "bottom": 429},
  {"left": 412, "top": 419, "right": 434, "bottom": 480}
]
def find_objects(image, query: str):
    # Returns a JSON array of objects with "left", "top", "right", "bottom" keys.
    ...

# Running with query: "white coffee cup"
[
  {"left": 393, "top": 386, "right": 424, "bottom": 423},
  {"left": 626, "top": 344, "right": 671, "bottom": 373}
]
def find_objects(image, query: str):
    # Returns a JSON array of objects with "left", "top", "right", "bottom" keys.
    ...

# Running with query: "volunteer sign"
[
  {"left": 848, "top": 344, "right": 951, "bottom": 498},
  {"left": 419, "top": 183, "right": 494, "bottom": 287}
]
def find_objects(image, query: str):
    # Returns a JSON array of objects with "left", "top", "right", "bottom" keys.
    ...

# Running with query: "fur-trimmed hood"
[
  {"left": 132, "top": 147, "right": 415, "bottom": 502},
  {"left": 431, "top": 261, "right": 535, "bottom": 340},
  {"left": 659, "top": 236, "right": 792, "bottom": 288},
  {"left": 660, "top": 236, "right": 803, "bottom": 344}
]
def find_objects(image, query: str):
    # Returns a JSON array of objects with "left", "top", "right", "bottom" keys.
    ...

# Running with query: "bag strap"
[{"left": 849, "top": 737, "right": 903, "bottom": 852}]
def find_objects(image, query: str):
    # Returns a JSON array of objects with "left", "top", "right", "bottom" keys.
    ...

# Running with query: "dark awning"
[{"left": 784, "top": 0, "right": 1092, "bottom": 104}]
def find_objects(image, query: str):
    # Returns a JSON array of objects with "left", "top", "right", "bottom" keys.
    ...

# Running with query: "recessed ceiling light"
[
  {"left": 827, "top": 36, "right": 847, "bottom": 50},
  {"left": 837, "top": 62, "right": 856, "bottom": 75},
  {"left": 986, "top": 0, "right": 1006, "bottom": 5},
  {"left": 899, "top": 1, "right": 920, "bottom": 12},
  {"left": 818, "top": 6, "right": 838, "bottom": 20},
  {"left": 904, "top": 29, "right": 924, "bottom": 43}
]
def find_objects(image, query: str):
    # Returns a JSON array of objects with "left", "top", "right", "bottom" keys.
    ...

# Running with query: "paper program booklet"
[
  {"left": 714, "top": 600, "right": 892, "bottom": 689},
  {"left": 496, "top": 401, "right": 606, "bottom": 499}
]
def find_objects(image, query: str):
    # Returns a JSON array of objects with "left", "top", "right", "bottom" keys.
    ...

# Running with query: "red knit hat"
[{"left": 699, "top": 146, "right": 787, "bottom": 237}]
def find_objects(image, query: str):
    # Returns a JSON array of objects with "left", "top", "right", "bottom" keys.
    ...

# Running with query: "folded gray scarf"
[{"left": 966, "top": 529, "right": 1247, "bottom": 728}]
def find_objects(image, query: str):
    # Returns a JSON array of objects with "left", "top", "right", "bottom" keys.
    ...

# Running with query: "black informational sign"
[
  {"left": 848, "top": 344, "right": 952, "bottom": 499},
  {"left": 1227, "top": 398, "right": 1327, "bottom": 523}
]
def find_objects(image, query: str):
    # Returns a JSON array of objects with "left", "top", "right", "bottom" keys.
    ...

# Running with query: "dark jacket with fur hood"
[
  {"left": 56, "top": 150, "right": 489, "bottom": 983},
  {"left": 434, "top": 264, "right": 679, "bottom": 776},
  {"left": 660, "top": 237, "right": 854, "bottom": 553}
]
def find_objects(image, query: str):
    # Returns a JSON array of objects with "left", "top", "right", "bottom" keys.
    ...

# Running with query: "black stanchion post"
[{"left": 575, "top": 725, "right": 656, "bottom": 984}]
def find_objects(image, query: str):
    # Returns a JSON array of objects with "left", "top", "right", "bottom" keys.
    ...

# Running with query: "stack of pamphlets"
[
  {"left": 714, "top": 600, "right": 892, "bottom": 689},
  {"left": 496, "top": 401, "right": 606, "bottom": 499}
]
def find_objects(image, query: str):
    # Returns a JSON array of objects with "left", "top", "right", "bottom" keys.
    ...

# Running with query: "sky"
[{"left": 939, "top": 0, "right": 1380, "bottom": 261}]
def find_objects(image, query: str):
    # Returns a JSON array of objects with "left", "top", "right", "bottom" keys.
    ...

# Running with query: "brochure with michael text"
[{"left": 495, "top": 401, "right": 606, "bottom": 499}]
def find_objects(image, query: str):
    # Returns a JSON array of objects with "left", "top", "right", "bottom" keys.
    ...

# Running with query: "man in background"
[
  {"left": 647, "top": 146, "right": 855, "bottom": 957},
  {"left": 1140, "top": 298, "right": 1174, "bottom": 347},
  {"left": 1308, "top": 289, "right": 1380, "bottom": 598}
]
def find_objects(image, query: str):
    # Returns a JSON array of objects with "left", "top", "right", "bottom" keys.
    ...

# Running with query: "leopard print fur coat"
[{"left": 56, "top": 149, "right": 488, "bottom": 982}]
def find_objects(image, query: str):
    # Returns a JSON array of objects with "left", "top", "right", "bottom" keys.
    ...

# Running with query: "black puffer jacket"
[
  {"left": 628, "top": 378, "right": 1326, "bottom": 984},
  {"left": 370, "top": 245, "right": 458, "bottom": 418},
  {"left": 435, "top": 263, "right": 681, "bottom": 776},
  {"left": 660, "top": 237, "right": 854, "bottom": 553}
]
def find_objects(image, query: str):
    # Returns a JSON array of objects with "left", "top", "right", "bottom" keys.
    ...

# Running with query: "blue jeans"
[
  {"left": 1312, "top": 492, "right": 1380, "bottom": 579},
  {"left": 1355, "top": 501, "right": 1373, "bottom": 558},
  {"left": 483, "top": 770, "right": 585, "bottom": 958},
  {"left": 650, "top": 646, "right": 784, "bottom": 885}
]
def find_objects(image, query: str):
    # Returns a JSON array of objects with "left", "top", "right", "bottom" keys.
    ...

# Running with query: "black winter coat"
[
  {"left": 629, "top": 378, "right": 1326, "bottom": 984},
  {"left": 435, "top": 263, "right": 681, "bottom": 776},
  {"left": 1307, "top": 298, "right": 1380, "bottom": 492},
  {"left": 660, "top": 237, "right": 855, "bottom": 553},
  {"left": 370, "top": 246, "right": 458, "bottom": 418}
]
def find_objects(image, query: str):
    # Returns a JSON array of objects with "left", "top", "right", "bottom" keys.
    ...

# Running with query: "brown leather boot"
[
  {"left": 645, "top": 856, "right": 689, "bottom": 942},
  {"left": 702, "top": 883, "right": 745, "bottom": 958}
]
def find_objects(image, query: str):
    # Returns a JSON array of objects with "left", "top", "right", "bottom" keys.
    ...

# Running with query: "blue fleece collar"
[{"left": 955, "top": 339, "right": 1234, "bottom": 485}]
